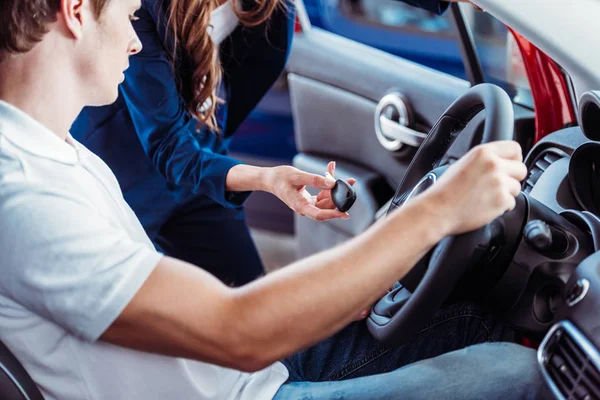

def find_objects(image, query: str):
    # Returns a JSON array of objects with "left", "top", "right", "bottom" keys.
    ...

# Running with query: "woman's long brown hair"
[{"left": 167, "top": 0, "right": 284, "bottom": 132}]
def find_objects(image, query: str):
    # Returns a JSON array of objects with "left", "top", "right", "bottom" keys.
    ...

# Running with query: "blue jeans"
[{"left": 276, "top": 302, "right": 548, "bottom": 399}]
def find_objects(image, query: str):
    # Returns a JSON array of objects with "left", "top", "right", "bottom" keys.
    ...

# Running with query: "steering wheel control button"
[
  {"left": 330, "top": 179, "right": 357, "bottom": 212},
  {"left": 524, "top": 220, "right": 569, "bottom": 254},
  {"left": 566, "top": 278, "right": 590, "bottom": 307}
]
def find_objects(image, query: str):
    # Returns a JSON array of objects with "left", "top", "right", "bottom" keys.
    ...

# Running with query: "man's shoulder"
[
  {"left": 0, "top": 134, "right": 64, "bottom": 189},
  {"left": 0, "top": 137, "right": 84, "bottom": 210}
]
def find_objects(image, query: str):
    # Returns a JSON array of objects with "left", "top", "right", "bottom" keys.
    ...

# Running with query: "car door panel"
[
  {"left": 289, "top": 74, "right": 414, "bottom": 187},
  {"left": 287, "top": 29, "right": 469, "bottom": 128},
  {"left": 288, "top": 27, "right": 472, "bottom": 256}
]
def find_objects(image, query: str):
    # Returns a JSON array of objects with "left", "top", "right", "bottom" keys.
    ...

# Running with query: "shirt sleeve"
[
  {"left": 402, "top": 0, "right": 450, "bottom": 15},
  {"left": 0, "top": 185, "right": 163, "bottom": 342},
  {"left": 119, "top": 7, "right": 250, "bottom": 208}
]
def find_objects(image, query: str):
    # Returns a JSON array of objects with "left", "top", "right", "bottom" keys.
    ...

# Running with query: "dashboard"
[
  {"left": 525, "top": 127, "right": 589, "bottom": 215},
  {"left": 526, "top": 91, "right": 600, "bottom": 218},
  {"left": 527, "top": 91, "right": 600, "bottom": 400}
]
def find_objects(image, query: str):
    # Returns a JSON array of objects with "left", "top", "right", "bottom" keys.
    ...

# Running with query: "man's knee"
[
  {"left": 457, "top": 342, "right": 546, "bottom": 399},
  {"left": 390, "top": 342, "right": 546, "bottom": 400}
]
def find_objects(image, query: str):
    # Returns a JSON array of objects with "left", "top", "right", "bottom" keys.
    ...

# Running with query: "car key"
[{"left": 326, "top": 172, "right": 357, "bottom": 212}]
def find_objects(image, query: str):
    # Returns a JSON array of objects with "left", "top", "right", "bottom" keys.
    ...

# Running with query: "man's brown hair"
[{"left": 0, "top": 0, "right": 111, "bottom": 61}]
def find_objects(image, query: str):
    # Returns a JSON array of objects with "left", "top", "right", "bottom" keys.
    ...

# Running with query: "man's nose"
[{"left": 129, "top": 36, "right": 143, "bottom": 56}]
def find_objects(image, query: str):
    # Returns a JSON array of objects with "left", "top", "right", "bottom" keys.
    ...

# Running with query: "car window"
[
  {"left": 342, "top": 0, "right": 454, "bottom": 35},
  {"left": 313, "top": 0, "right": 532, "bottom": 107},
  {"left": 305, "top": 0, "right": 465, "bottom": 77},
  {"left": 460, "top": 5, "right": 533, "bottom": 108}
]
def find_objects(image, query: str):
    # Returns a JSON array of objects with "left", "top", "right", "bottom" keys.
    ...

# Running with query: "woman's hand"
[{"left": 264, "top": 162, "right": 356, "bottom": 222}]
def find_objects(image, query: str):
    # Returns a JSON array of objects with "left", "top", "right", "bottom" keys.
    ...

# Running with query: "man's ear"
[{"left": 60, "top": 0, "right": 86, "bottom": 39}]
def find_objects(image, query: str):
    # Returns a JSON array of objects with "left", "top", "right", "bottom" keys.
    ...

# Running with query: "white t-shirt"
[
  {"left": 209, "top": 0, "right": 240, "bottom": 46},
  {"left": 0, "top": 100, "right": 288, "bottom": 399}
]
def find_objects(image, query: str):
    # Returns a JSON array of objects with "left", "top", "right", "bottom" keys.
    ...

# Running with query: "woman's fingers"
[
  {"left": 298, "top": 204, "right": 350, "bottom": 221},
  {"left": 316, "top": 198, "right": 335, "bottom": 209},
  {"left": 316, "top": 189, "right": 330, "bottom": 202},
  {"left": 327, "top": 161, "right": 336, "bottom": 177}
]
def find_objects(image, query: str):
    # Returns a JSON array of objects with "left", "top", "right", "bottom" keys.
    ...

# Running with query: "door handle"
[
  {"left": 379, "top": 116, "right": 427, "bottom": 148},
  {"left": 374, "top": 92, "right": 427, "bottom": 151}
]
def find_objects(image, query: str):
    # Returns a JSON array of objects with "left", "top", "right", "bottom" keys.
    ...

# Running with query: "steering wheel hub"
[{"left": 404, "top": 173, "right": 437, "bottom": 204}]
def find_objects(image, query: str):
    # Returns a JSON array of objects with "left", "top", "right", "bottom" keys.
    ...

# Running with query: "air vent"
[
  {"left": 523, "top": 150, "right": 565, "bottom": 194},
  {"left": 539, "top": 321, "right": 600, "bottom": 400}
]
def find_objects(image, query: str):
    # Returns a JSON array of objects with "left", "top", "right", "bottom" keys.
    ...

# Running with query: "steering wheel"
[{"left": 367, "top": 84, "right": 516, "bottom": 346}]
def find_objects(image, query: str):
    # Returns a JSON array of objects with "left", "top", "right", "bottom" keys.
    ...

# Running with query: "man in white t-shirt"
[{"left": 0, "top": 0, "right": 547, "bottom": 399}]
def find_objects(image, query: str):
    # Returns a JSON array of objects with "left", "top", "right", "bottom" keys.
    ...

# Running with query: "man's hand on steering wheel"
[
  {"left": 423, "top": 141, "right": 528, "bottom": 238},
  {"left": 368, "top": 84, "right": 526, "bottom": 346}
]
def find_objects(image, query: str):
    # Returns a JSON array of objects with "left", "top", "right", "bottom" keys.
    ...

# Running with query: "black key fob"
[{"left": 331, "top": 179, "right": 357, "bottom": 212}]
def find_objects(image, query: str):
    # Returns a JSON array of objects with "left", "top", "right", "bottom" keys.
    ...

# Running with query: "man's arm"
[
  {"left": 102, "top": 141, "right": 527, "bottom": 372},
  {"left": 102, "top": 193, "right": 443, "bottom": 372}
]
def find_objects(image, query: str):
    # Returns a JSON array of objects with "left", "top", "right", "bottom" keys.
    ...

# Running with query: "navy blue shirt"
[
  {"left": 71, "top": 0, "right": 446, "bottom": 239},
  {"left": 71, "top": 0, "right": 273, "bottom": 238}
]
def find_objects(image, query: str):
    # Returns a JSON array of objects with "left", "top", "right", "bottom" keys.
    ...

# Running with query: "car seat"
[{"left": 0, "top": 340, "right": 44, "bottom": 399}]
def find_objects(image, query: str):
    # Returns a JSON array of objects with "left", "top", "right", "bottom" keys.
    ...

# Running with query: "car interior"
[
  {"left": 1, "top": 1, "right": 599, "bottom": 400},
  {"left": 288, "top": 1, "right": 600, "bottom": 398}
]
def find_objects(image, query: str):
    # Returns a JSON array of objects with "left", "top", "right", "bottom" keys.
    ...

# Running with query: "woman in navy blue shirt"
[{"left": 71, "top": 0, "right": 453, "bottom": 286}]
